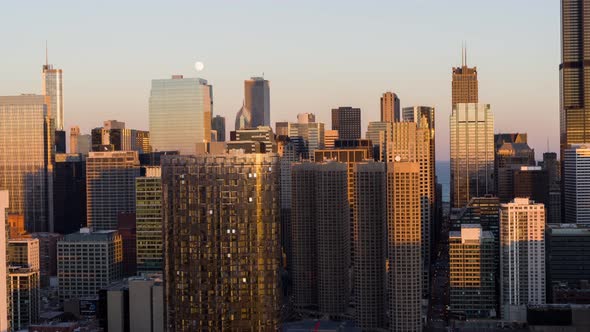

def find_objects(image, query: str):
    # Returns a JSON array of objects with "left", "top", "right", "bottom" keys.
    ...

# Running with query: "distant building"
[
  {"left": 450, "top": 103, "right": 494, "bottom": 208},
  {"left": 91, "top": 120, "right": 150, "bottom": 153},
  {"left": 245, "top": 77, "right": 270, "bottom": 127},
  {"left": 513, "top": 166, "right": 549, "bottom": 206},
  {"left": 324, "top": 129, "right": 338, "bottom": 149},
  {"left": 8, "top": 238, "right": 40, "bottom": 271},
  {"left": 380, "top": 91, "right": 400, "bottom": 122},
  {"left": 332, "top": 107, "right": 361, "bottom": 139},
  {"left": 494, "top": 133, "right": 535, "bottom": 203},
  {"left": 365, "top": 121, "right": 393, "bottom": 161},
  {"left": 449, "top": 224, "right": 496, "bottom": 318},
  {"left": 86, "top": 151, "right": 140, "bottom": 230},
  {"left": 30, "top": 232, "right": 62, "bottom": 288},
  {"left": 564, "top": 144, "right": 590, "bottom": 223},
  {"left": 57, "top": 229, "right": 123, "bottom": 302},
  {"left": 211, "top": 115, "right": 226, "bottom": 141},
  {"left": 135, "top": 167, "right": 163, "bottom": 274},
  {"left": 162, "top": 153, "right": 281, "bottom": 330},
  {"left": 117, "top": 212, "right": 136, "bottom": 277},
  {"left": 452, "top": 54, "right": 478, "bottom": 106},
  {"left": 500, "top": 198, "right": 546, "bottom": 321},
  {"left": 42, "top": 62, "right": 64, "bottom": 131},
  {"left": 0, "top": 95, "right": 54, "bottom": 232},
  {"left": 276, "top": 115, "right": 325, "bottom": 159},
  {"left": 9, "top": 266, "right": 40, "bottom": 330},
  {"left": 0, "top": 191, "right": 8, "bottom": 332},
  {"left": 70, "top": 126, "right": 91, "bottom": 155},
  {"left": 149, "top": 75, "right": 212, "bottom": 154},
  {"left": 53, "top": 153, "right": 86, "bottom": 234},
  {"left": 230, "top": 125, "right": 276, "bottom": 153}
]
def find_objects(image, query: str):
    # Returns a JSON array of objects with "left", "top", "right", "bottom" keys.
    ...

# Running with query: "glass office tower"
[
  {"left": 450, "top": 103, "right": 494, "bottom": 208},
  {"left": 149, "top": 75, "right": 212, "bottom": 155},
  {"left": 42, "top": 64, "right": 64, "bottom": 131}
]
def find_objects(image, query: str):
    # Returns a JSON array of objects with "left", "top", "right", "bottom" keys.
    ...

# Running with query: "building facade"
[
  {"left": 149, "top": 75, "right": 212, "bottom": 154},
  {"left": 450, "top": 103, "right": 494, "bottom": 208},
  {"left": 332, "top": 107, "right": 361, "bottom": 140},
  {"left": 244, "top": 77, "right": 270, "bottom": 127},
  {"left": 42, "top": 63, "right": 64, "bottom": 131},
  {"left": 162, "top": 153, "right": 281, "bottom": 331},
  {"left": 452, "top": 54, "right": 478, "bottom": 106},
  {"left": 211, "top": 115, "right": 226, "bottom": 141},
  {"left": 0, "top": 191, "right": 8, "bottom": 332},
  {"left": 136, "top": 167, "right": 163, "bottom": 274},
  {"left": 0, "top": 95, "right": 54, "bottom": 232},
  {"left": 54, "top": 153, "right": 86, "bottom": 234},
  {"left": 380, "top": 91, "right": 400, "bottom": 122},
  {"left": 86, "top": 151, "right": 140, "bottom": 230},
  {"left": 564, "top": 144, "right": 590, "bottom": 223},
  {"left": 8, "top": 267, "right": 40, "bottom": 331}
]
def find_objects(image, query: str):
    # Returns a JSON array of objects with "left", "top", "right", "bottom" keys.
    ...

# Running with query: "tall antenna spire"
[
  {"left": 461, "top": 42, "right": 465, "bottom": 67},
  {"left": 45, "top": 40, "right": 48, "bottom": 67},
  {"left": 465, "top": 41, "right": 467, "bottom": 66}
]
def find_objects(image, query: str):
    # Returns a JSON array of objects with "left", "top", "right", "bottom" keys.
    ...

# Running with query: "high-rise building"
[
  {"left": 162, "top": 152, "right": 281, "bottom": 331},
  {"left": 235, "top": 101, "right": 252, "bottom": 130},
  {"left": 389, "top": 122, "right": 433, "bottom": 298},
  {"left": 450, "top": 103, "right": 494, "bottom": 208},
  {"left": 230, "top": 125, "right": 276, "bottom": 153},
  {"left": 564, "top": 144, "right": 590, "bottom": 223},
  {"left": 452, "top": 51, "right": 478, "bottom": 106},
  {"left": 70, "top": 126, "right": 80, "bottom": 154},
  {"left": 365, "top": 121, "right": 393, "bottom": 161},
  {"left": 291, "top": 162, "right": 350, "bottom": 316},
  {"left": 8, "top": 267, "right": 40, "bottom": 330},
  {"left": 70, "top": 126, "right": 91, "bottom": 155},
  {"left": 332, "top": 107, "right": 361, "bottom": 139},
  {"left": 30, "top": 232, "right": 62, "bottom": 288},
  {"left": 0, "top": 95, "right": 54, "bottom": 233},
  {"left": 449, "top": 224, "right": 496, "bottom": 318},
  {"left": 324, "top": 129, "right": 338, "bottom": 149},
  {"left": 117, "top": 212, "right": 136, "bottom": 277},
  {"left": 8, "top": 214, "right": 26, "bottom": 239},
  {"left": 494, "top": 133, "right": 535, "bottom": 203},
  {"left": 244, "top": 77, "right": 270, "bottom": 127},
  {"left": 276, "top": 116, "right": 325, "bottom": 159},
  {"left": 546, "top": 223, "right": 590, "bottom": 303},
  {"left": 513, "top": 166, "right": 549, "bottom": 206},
  {"left": 136, "top": 167, "right": 162, "bottom": 274},
  {"left": 380, "top": 91, "right": 400, "bottom": 122},
  {"left": 54, "top": 153, "right": 86, "bottom": 234},
  {"left": 149, "top": 75, "right": 212, "bottom": 154},
  {"left": 86, "top": 151, "right": 140, "bottom": 230},
  {"left": 500, "top": 198, "right": 546, "bottom": 321},
  {"left": 42, "top": 62, "right": 64, "bottom": 131},
  {"left": 8, "top": 238, "right": 40, "bottom": 271},
  {"left": 57, "top": 229, "right": 123, "bottom": 302},
  {"left": 560, "top": 0, "right": 590, "bottom": 158},
  {"left": 387, "top": 161, "right": 422, "bottom": 332},
  {"left": 211, "top": 115, "right": 226, "bottom": 141},
  {"left": 91, "top": 120, "right": 150, "bottom": 153},
  {"left": 353, "top": 162, "right": 386, "bottom": 329},
  {"left": 0, "top": 191, "right": 8, "bottom": 332}
]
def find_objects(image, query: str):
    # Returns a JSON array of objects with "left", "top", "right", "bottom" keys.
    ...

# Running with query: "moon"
[{"left": 194, "top": 61, "right": 205, "bottom": 71}]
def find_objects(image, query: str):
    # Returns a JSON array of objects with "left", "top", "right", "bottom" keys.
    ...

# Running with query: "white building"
[
  {"left": 564, "top": 144, "right": 590, "bottom": 223},
  {"left": 500, "top": 198, "right": 546, "bottom": 321}
]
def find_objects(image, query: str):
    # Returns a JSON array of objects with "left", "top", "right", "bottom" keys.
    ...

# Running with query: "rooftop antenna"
[
  {"left": 45, "top": 40, "right": 48, "bottom": 67},
  {"left": 464, "top": 42, "right": 468, "bottom": 67},
  {"left": 461, "top": 42, "right": 465, "bottom": 67},
  {"left": 547, "top": 137, "right": 550, "bottom": 153}
]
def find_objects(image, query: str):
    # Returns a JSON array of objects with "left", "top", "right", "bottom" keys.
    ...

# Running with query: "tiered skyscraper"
[
  {"left": 0, "top": 95, "right": 54, "bottom": 232},
  {"left": 149, "top": 75, "right": 212, "bottom": 154},
  {"left": 162, "top": 152, "right": 281, "bottom": 331},
  {"left": 452, "top": 49, "right": 478, "bottom": 106}
]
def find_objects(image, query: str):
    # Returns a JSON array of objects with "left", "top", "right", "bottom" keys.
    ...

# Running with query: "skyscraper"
[
  {"left": 135, "top": 166, "right": 162, "bottom": 274},
  {"left": 57, "top": 229, "right": 123, "bottom": 302},
  {"left": 149, "top": 75, "right": 212, "bottom": 154},
  {"left": 449, "top": 224, "right": 496, "bottom": 318},
  {"left": 332, "top": 106, "right": 361, "bottom": 139},
  {"left": 91, "top": 120, "right": 150, "bottom": 153},
  {"left": 211, "top": 115, "right": 226, "bottom": 141},
  {"left": 560, "top": 0, "right": 590, "bottom": 157},
  {"left": 0, "top": 95, "right": 54, "bottom": 232},
  {"left": 230, "top": 126, "right": 276, "bottom": 153},
  {"left": 291, "top": 161, "right": 350, "bottom": 316},
  {"left": 53, "top": 153, "right": 86, "bottom": 234},
  {"left": 235, "top": 101, "right": 252, "bottom": 130},
  {"left": 162, "top": 152, "right": 281, "bottom": 331},
  {"left": 494, "top": 133, "right": 535, "bottom": 203},
  {"left": 564, "top": 144, "right": 590, "bottom": 223},
  {"left": 42, "top": 61, "right": 64, "bottom": 131},
  {"left": 380, "top": 91, "right": 400, "bottom": 122},
  {"left": 275, "top": 115, "right": 325, "bottom": 159},
  {"left": 452, "top": 50, "right": 478, "bottom": 106},
  {"left": 86, "top": 151, "right": 140, "bottom": 230},
  {"left": 8, "top": 238, "right": 40, "bottom": 271},
  {"left": 30, "top": 232, "right": 62, "bottom": 288},
  {"left": 70, "top": 126, "right": 91, "bottom": 155},
  {"left": 450, "top": 103, "right": 494, "bottom": 208},
  {"left": 244, "top": 77, "right": 270, "bottom": 127},
  {"left": 365, "top": 121, "right": 393, "bottom": 162},
  {"left": 387, "top": 161, "right": 422, "bottom": 332},
  {"left": 8, "top": 267, "right": 40, "bottom": 330},
  {"left": 500, "top": 198, "right": 546, "bottom": 321},
  {"left": 353, "top": 162, "right": 386, "bottom": 329}
]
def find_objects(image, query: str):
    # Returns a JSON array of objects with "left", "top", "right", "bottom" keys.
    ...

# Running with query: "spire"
[
  {"left": 464, "top": 42, "right": 467, "bottom": 66},
  {"left": 461, "top": 42, "right": 465, "bottom": 67},
  {"left": 45, "top": 40, "right": 48, "bottom": 67}
]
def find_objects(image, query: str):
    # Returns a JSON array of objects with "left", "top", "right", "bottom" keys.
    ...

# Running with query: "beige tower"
[
  {"left": 387, "top": 161, "right": 422, "bottom": 332},
  {"left": 380, "top": 91, "right": 400, "bottom": 122},
  {"left": 452, "top": 49, "right": 478, "bottom": 106},
  {"left": 70, "top": 126, "right": 80, "bottom": 154}
]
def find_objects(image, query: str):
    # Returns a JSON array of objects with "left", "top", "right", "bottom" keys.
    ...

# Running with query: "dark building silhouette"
[
  {"left": 331, "top": 107, "right": 361, "bottom": 140},
  {"left": 53, "top": 154, "right": 86, "bottom": 234},
  {"left": 117, "top": 212, "right": 136, "bottom": 277},
  {"left": 211, "top": 115, "right": 226, "bottom": 141}
]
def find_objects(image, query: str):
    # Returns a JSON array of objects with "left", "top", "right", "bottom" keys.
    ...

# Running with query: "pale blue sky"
[{"left": 0, "top": 0, "right": 559, "bottom": 160}]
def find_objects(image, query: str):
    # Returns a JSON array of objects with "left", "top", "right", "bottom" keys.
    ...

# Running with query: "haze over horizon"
[{"left": 0, "top": 0, "right": 559, "bottom": 161}]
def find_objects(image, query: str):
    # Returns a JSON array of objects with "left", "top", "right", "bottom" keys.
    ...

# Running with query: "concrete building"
[
  {"left": 324, "top": 129, "right": 338, "bottom": 149},
  {"left": 8, "top": 238, "right": 40, "bottom": 271},
  {"left": 30, "top": 233, "right": 62, "bottom": 288},
  {"left": 380, "top": 91, "right": 400, "bottom": 122},
  {"left": 276, "top": 115, "right": 325, "bottom": 159},
  {"left": 0, "top": 95, "right": 54, "bottom": 232},
  {"left": 86, "top": 151, "right": 140, "bottom": 230},
  {"left": 0, "top": 191, "right": 8, "bottom": 332},
  {"left": 332, "top": 107, "right": 361, "bottom": 140},
  {"left": 449, "top": 224, "right": 496, "bottom": 318},
  {"left": 387, "top": 161, "right": 422, "bottom": 332},
  {"left": 500, "top": 198, "right": 546, "bottom": 321},
  {"left": 162, "top": 152, "right": 281, "bottom": 331},
  {"left": 135, "top": 167, "right": 162, "bottom": 274},
  {"left": 149, "top": 75, "right": 212, "bottom": 154},
  {"left": 365, "top": 121, "right": 393, "bottom": 162},
  {"left": 353, "top": 162, "right": 386, "bottom": 329},
  {"left": 69, "top": 126, "right": 91, "bottom": 155},
  {"left": 450, "top": 103, "right": 494, "bottom": 208},
  {"left": 244, "top": 77, "right": 270, "bottom": 127},
  {"left": 564, "top": 144, "right": 590, "bottom": 223},
  {"left": 230, "top": 125, "right": 276, "bottom": 153},
  {"left": 57, "top": 229, "right": 123, "bottom": 302},
  {"left": 291, "top": 162, "right": 350, "bottom": 316}
]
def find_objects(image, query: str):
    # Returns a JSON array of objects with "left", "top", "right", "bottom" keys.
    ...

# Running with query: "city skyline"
[{"left": 0, "top": 0, "right": 559, "bottom": 161}]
